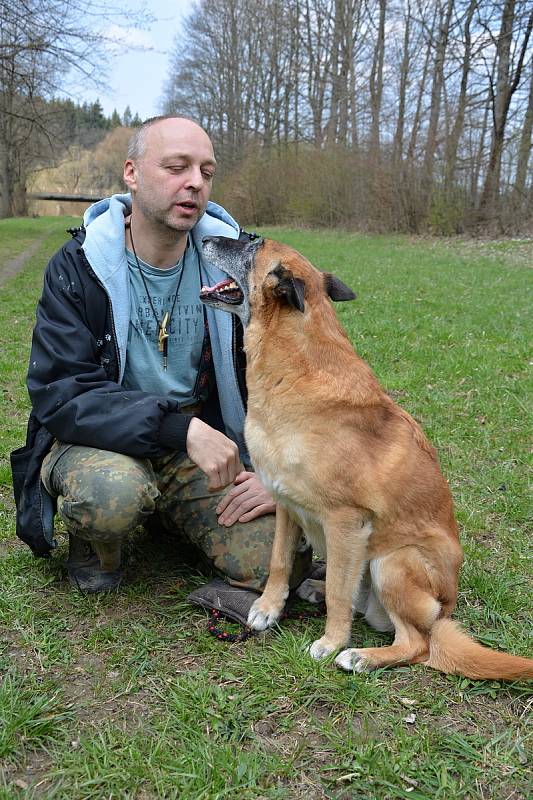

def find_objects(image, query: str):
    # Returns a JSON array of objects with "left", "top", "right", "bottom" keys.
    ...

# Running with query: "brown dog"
[{"left": 201, "top": 235, "right": 533, "bottom": 680}]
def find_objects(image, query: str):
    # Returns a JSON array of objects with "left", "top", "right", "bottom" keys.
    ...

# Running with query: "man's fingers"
[
  {"left": 218, "top": 498, "right": 247, "bottom": 525},
  {"left": 238, "top": 504, "right": 274, "bottom": 523},
  {"left": 219, "top": 494, "right": 258, "bottom": 525},
  {"left": 216, "top": 481, "right": 248, "bottom": 514},
  {"left": 222, "top": 453, "right": 241, "bottom": 489},
  {"left": 186, "top": 419, "right": 241, "bottom": 489},
  {"left": 207, "top": 469, "right": 223, "bottom": 491},
  {"left": 216, "top": 493, "right": 232, "bottom": 514},
  {"left": 216, "top": 495, "right": 236, "bottom": 516},
  {"left": 234, "top": 470, "right": 253, "bottom": 484}
]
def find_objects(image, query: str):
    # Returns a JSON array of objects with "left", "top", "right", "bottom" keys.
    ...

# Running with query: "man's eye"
[
  {"left": 167, "top": 165, "right": 185, "bottom": 173},
  {"left": 202, "top": 171, "right": 214, "bottom": 180}
]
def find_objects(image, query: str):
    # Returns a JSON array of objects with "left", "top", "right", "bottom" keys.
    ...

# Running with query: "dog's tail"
[{"left": 426, "top": 618, "right": 533, "bottom": 680}]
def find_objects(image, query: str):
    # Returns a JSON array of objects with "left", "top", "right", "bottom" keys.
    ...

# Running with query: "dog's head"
[{"left": 201, "top": 236, "right": 355, "bottom": 325}]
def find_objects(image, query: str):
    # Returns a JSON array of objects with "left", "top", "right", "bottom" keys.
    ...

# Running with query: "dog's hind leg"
[
  {"left": 248, "top": 506, "right": 302, "bottom": 631},
  {"left": 335, "top": 549, "right": 440, "bottom": 672},
  {"left": 309, "top": 510, "right": 372, "bottom": 660}
]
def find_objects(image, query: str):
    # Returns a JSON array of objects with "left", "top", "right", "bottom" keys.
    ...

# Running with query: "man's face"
[{"left": 124, "top": 119, "right": 216, "bottom": 232}]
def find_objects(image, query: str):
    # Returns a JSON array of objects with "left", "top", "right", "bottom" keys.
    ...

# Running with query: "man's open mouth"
[
  {"left": 200, "top": 278, "right": 243, "bottom": 305},
  {"left": 176, "top": 201, "right": 198, "bottom": 210}
]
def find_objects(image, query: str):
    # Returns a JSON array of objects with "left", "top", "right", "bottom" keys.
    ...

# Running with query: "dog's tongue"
[{"left": 200, "top": 278, "right": 233, "bottom": 293}]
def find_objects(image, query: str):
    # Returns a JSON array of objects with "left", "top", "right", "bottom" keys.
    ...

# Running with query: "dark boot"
[{"left": 67, "top": 534, "right": 123, "bottom": 593}]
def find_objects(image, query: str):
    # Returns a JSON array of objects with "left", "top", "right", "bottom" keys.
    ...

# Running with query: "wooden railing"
[{"left": 29, "top": 193, "right": 103, "bottom": 202}]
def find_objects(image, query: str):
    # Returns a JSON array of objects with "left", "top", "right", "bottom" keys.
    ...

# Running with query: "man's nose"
[{"left": 184, "top": 166, "right": 204, "bottom": 190}]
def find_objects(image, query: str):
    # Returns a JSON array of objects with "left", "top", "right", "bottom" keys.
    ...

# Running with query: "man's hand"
[
  {"left": 186, "top": 418, "right": 242, "bottom": 491},
  {"left": 216, "top": 471, "right": 276, "bottom": 526}
]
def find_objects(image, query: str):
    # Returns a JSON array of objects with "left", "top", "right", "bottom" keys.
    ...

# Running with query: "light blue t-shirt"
[{"left": 122, "top": 239, "right": 205, "bottom": 405}]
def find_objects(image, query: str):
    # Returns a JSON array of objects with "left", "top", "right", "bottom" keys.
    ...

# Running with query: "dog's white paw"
[
  {"left": 247, "top": 598, "right": 282, "bottom": 631},
  {"left": 335, "top": 648, "right": 371, "bottom": 673},
  {"left": 308, "top": 637, "right": 338, "bottom": 661}
]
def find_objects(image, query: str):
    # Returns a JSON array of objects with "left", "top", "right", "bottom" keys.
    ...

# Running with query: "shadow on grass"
[{"left": 34, "top": 518, "right": 215, "bottom": 601}]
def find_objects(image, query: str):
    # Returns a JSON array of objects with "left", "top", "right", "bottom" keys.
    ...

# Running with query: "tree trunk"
[
  {"left": 0, "top": 142, "right": 12, "bottom": 218},
  {"left": 422, "top": 0, "right": 455, "bottom": 203},
  {"left": 472, "top": 83, "right": 492, "bottom": 202},
  {"left": 478, "top": 2, "right": 533, "bottom": 220},
  {"left": 392, "top": 0, "right": 412, "bottom": 165},
  {"left": 303, "top": 0, "right": 333, "bottom": 147},
  {"left": 369, "top": 0, "right": 386, "bottom": 162},
  {"left": 513, "top": 58, "right": 533, "bottom": 210},
  {"left": 324, "top": 0, "right": 342, "bottom": 145},
  {"left": 406, "top": 4, "right": 437, "bottom": 164},
  {"left": 444, "top": 0, "right": 476, "bottom": 192}
]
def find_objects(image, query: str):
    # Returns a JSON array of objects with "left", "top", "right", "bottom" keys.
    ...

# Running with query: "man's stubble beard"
[{"left": 133, "top": 182, "right": 207, "bottom": 235}]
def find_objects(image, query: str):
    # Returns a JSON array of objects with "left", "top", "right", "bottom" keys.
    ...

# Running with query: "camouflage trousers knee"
[{"left": 41, "top": 442, "right": 312, "bottom": 590}]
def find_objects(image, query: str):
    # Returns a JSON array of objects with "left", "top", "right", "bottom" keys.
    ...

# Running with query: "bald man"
[{"left": 14, "top": 116, "right": 311, "bottom": 594}]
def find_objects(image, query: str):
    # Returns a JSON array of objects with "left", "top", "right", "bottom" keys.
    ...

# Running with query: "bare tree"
[
  {"left": 478, "top": 0, "right": 533, "bottom": 220},
  {"left": 160, "top": 0, "right": 533, "bottom": 232},
  {"left": 297, "top": 0, "right": 330, "bottom": 146},
  {"left": 368, "top": 0, "right": 387, "bottom": 161},
  {"left": 421, "top": 0, "right": 455, "bottom": 202},
  {"left": 444, "top": 0, "right": 478, "bottom": 191},
  {"left": 0, "top": 0, "right": 149, "bottom": 217},
  {"left": 392, "top": 0, "right": 414, "bottom": 164},
  {"left": 512, "top": 56, "right": 533, "bottom": 209},
  {"left": 406, "top": 3, "right": 439, "bottom": 164}
]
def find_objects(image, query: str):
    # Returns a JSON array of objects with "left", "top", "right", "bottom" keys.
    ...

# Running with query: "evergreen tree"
[
  {"left": 90, "top": 100, "right": 109, "bottom": 129},
  {"left": 110, "top": 109, "right": 122, "bottom": 127}
]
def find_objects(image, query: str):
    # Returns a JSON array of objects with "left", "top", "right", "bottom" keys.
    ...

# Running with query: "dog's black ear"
[
  {"left": 270, "top": 265, "right": 305, "bottom": 312},
  {"left": 324, "top": 273, "right": 356, "bottom": 301}
]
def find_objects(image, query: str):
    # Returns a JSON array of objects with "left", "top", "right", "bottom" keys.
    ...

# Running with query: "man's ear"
[
  {"left": 123, "top": 159, "right": 137, "bottom": 192},
  {"left": 324, "top": 273, "right": 356, "bottom": 301},
  {"left": 269, "top": 265, "right": 305, "bottom": 312}
]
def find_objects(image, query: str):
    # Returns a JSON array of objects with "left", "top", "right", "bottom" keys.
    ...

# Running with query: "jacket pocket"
[
  {"left": 10, "top": 444, "right": 31, "bottom": 508},
  {"left": 10, "top": 420, "right": 56, "bottom": 556}
]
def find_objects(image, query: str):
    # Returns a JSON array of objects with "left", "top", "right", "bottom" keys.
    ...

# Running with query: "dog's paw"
[
  {"left": 335, "top": 648, "right": 372, "bottom": 673},
  {"left": 295, "top": 578, "right": 325, "bottom": 604},
  {"left": 308, "top": 637, "right": 339, "bottom": 661},
  {"left": 247, "top": 598, "right": 283, "bottom": 631}
]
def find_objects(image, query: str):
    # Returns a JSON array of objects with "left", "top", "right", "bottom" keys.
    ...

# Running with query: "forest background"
[{"left": 1, "top": 0, "right": 532, "bottom": 235}]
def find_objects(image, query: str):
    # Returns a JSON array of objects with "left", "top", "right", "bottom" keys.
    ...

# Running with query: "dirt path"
[{"left": 0, "top": 233, "right": 50, "bottom": 288}]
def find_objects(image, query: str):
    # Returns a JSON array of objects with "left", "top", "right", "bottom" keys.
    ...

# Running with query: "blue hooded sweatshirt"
[{"left": 82, "top": 193, "right": 248, "bottom": 459}]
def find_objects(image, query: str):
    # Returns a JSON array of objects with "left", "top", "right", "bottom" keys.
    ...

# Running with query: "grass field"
[{"left": 0, "top": 217, "right": 531, "bottom": 799}]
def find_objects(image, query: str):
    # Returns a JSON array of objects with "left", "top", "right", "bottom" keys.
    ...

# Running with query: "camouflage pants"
[{"left": 41, "top": 442, "right": 312, "bottom": 590}]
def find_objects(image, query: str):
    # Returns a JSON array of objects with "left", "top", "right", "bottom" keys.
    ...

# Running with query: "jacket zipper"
[
  {"left": 81, "top": 251, "right": 121, "bottom": 380},
  {"left": 232, "top": 316, "right": 247, "bottom": 407},
  {"left": 192, "top": 310, "right": 208, "bottom": 401}
]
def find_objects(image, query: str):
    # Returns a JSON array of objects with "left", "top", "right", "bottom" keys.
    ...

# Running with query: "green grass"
[
  {"left": 0, "top": 217, "right": 65, "bottom": 263},
  {"left": 0, "top": 218, "right": 531, "bottom": 799}
]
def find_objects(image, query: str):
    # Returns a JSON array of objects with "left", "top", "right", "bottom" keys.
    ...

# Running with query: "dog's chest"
[
  {"left": 246, "top": 417, "right": 305, "bottom": 496},
  {"left": 246, "top": 417, "right": 326, "bottom": 555}
]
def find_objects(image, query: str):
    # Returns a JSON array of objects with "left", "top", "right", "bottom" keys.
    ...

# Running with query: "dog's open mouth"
[{"left": 200, "top": 278, "right": 244, "bottom": 305}]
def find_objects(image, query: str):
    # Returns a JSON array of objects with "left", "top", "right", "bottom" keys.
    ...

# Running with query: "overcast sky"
[{"left": 78, "top": 0, "right": 190, "bottom": 121}]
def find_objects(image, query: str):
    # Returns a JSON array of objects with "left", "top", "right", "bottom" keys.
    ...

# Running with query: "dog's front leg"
[
  {"left": 309, "top": 510, "right": 371, "bottom": 660},
  {"left": 248, "top": 506, "right": 301, "bottom": 631}
]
